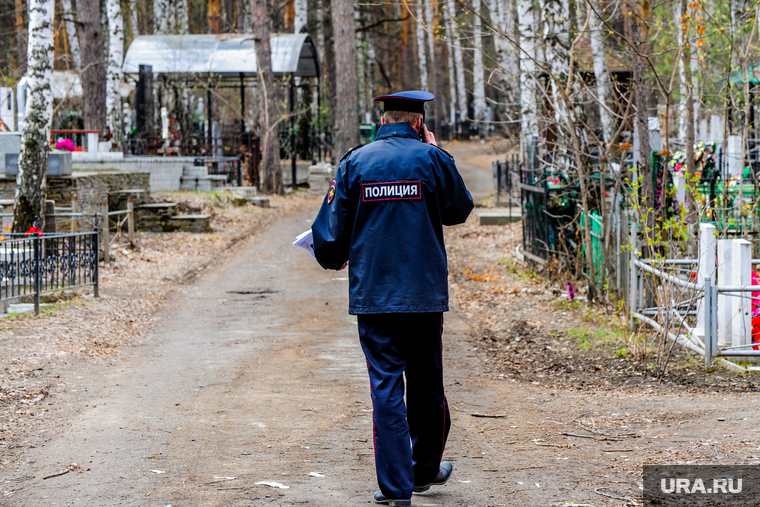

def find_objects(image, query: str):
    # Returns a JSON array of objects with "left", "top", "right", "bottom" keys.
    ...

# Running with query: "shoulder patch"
[
  {"left": 432, "top": 145, "right": 455, "bottom": 160},
  {"left": 327, "top": 178, "right": 336, "bottom": 204},
  {"left": 339, "top": 144, "right": 365, "bottom": 163}
]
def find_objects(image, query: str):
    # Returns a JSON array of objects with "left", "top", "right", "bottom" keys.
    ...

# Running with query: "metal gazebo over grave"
[{"left": 122, "top": 33, "right": 322, "bottom": 188}]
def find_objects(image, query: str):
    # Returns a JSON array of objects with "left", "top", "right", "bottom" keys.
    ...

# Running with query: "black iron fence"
[
  {"left": 0, "top": 229, "right": 99, "bottom": 314},
  {"left": 492, "top": 154, "right": 520, "bottom": 205}
]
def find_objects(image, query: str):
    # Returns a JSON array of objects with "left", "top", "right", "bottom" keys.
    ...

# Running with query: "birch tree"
[
  {"left": 61, "top": 0, "right": 81, "bottom": 70},
  {"left": 106, "top": 0, "right": 124, "bottom": 150},
  {"left": 472, "top": 0, "right": 487, "bottom": 130},
  {"left": 131, "top": 0, "right": 139, "bottom": 37},
  {"left": 588, "top": 0, "right": 614, "bottom": 143},
  {"left": 13, "top": 0, "right": 54, "bottom": 232},
  {"left": 155, "top": 0, "right": 188, "bottom": 35},
  {"left": 447, "top": 0, "right": 468, "bottom": 122},
  {"left": 542, "top": 0, "right": 571, "bottom": 127},
  {"left": 295, "top": 0, "right": 307, "bottom": 33},
  {"left": 444, "top": 4, "right": 457, "bottom": 123},
  {"left": 331, "top": 0, "right": 359, "bottom": 157},
  {"left": 252, "top": 0, "right": 282, "bottom": 192},
  {"left": 517, "top": 0, "right": 538, "bottom": 138},
  {"left": 416, "top": 0, "right": 428, "bottom": 90}
]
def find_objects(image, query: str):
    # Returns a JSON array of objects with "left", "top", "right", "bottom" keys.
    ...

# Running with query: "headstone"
[
  {"left": 308, "top": 163, "right": 334, "bottom": 195},
  {"left": 699, "top": 119, "right": 708, "bottom": 142},
  {"left": 0, "top": 132, "right": 21, "bottom": 173},
  {"left": 695, "top": 223, "right": 716, "bottom": 340},
  {"left": 727, "top": 135, "right": 743, "bottom": 177},
  {"left": 710, "top": 115, "right": 724, "bottom": 145},
  {"left": 648, "top": 116, "right": 661, "bottom": 151},
  {"left": 4, "top": 151, "right": 72, "bottom": 176},
  {"left": 87, "top": 132, "right": 99, "bottom": 153},
  {"left": 717, "top": 239, "right": 751, "bottom": 349}
]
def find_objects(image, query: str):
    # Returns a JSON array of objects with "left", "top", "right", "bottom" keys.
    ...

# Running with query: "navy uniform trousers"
[{"left": 357, "top": 312, "right": 452, "bottom": 500}]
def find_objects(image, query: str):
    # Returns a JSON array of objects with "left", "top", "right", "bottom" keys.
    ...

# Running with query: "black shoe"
[
  {"left": 413, "top": 461, "right": 453, "bottom": 493},
  {"left": 373, "top": 490, "right": 411, "bottom": 506}
]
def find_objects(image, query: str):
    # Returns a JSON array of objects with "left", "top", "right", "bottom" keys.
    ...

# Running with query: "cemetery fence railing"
[{"left": 0, "top": 227, "right": 100, "bottom": 315}]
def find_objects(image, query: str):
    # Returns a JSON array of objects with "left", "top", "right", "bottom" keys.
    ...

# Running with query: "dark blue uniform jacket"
[{"left": 311, "top": 123, "right": 474, "bottom": 314}]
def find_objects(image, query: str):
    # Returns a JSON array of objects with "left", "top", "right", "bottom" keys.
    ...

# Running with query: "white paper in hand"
[{"left": 292, "top": 229, "right": 324, "bottom": 269}]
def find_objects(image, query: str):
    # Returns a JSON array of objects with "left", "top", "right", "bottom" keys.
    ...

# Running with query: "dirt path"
[
  {"left": 5, "top": 208, "right": 524, "bottom": 507},
  {"left": 3, "top": 149, "right": 759, "bottom": 506}
]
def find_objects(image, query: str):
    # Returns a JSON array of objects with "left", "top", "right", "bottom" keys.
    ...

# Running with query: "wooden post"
[
  {"left": 127, "top": 196, "right": 135, "bottom": 245},
  {"left": 71, "top": 195, "right": 78, "bottom": 233},
  {"left": 102, "top": 199, "right": 110, "bottom": 263}
]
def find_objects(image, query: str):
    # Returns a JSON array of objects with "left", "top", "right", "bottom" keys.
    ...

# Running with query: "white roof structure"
[{"left": 122, "top": 34, "right": 320, "bottom": 78}]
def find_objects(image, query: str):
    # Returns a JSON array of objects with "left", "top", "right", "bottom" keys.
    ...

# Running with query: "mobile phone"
[{"left": 419, "top": 111, "right": 427, "bottom": 143}]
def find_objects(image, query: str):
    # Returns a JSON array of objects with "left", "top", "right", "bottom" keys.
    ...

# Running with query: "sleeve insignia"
[{"left": 327, "top": 178, "right": 337, "bottom": 204}]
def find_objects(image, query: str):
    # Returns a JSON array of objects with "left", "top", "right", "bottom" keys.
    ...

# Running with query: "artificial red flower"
[{"left": 25, "top": 226, "right": 42, "bottom": 236}]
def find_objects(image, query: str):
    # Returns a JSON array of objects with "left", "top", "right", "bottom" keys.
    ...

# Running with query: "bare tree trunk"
[
  {"left": 252, "top": 0, "right": 281, "bottom": 193},
  {"left": 131, "top": 0, "right": 139, "bottom": 37},
  {"left": 295, "top": 0, "right": 307, "bottom": 33},
  {"left": 153, "top": 0, "right": 167, "bottom": 33},
  {"left": 61, "top": 0, "right": 80, "bottom": 70},
  {"left": 682, "top": 0, "right": 696, "bottom": 226},
  {"left": 472, "top": 0, "right": 486, "bottom": 132},
  {"left": 106, "top": 0, "right": 123, "bottom": 149},
  {"left": 543, "top": 0, "right": 570, "bottom": 128},
  {"left": 588, "top": 0, "right": 613, "bottom": 143},
  {"left": 444, "top": 3, "right": 456, "bottom": 125},
  {"left": 76, "top": 0, "right": 106, "bottom": 130},
  {"left": 518, "top": 0, "right": 538, "bottom": 138},
  {"left": 424, "top": 0, "right": 443, "bottom": 137},
  {"left": 415, "top": 0, "right": 428, "bottom": 90},
  {"left": 322, "top": 0, "right": 337, "bottom": 152},
  {"left": 447, "top": 0, "right": 467, "bottom": 123},
  {"left": 331, "top": 0, "right": 358, "bottom": 157},
  {"left": 175, "top": 0, "right": 188, "bottom": 34},
  {"left": 14, "top": 0, "right": 54, "bottom": 232},
  {"left": 209, "top": 0, "right": 222, "bottom": 33},
  {"left": 241, "top": 0, "right": 253, "bottom": 32},
  {"left": 15, "top": 0, "right": 27, "bottom": 75}
]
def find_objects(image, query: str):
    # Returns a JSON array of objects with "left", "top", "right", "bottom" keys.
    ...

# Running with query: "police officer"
[{"left": 311, "top": 91, "right": 474, "bottom": 506}]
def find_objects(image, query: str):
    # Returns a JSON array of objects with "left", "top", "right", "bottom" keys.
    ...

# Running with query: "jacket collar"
[{"left": 375, "top": 122, "right": 421, "bottom": 141}]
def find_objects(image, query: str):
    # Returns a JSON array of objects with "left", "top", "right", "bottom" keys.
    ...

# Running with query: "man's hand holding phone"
[{"left": 422, "top": 125, "right": 437, "bottom": 146}]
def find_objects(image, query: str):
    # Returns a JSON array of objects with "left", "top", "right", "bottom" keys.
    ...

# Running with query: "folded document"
[{"left": 292, "top": 229, "right": 323, "bottom": 269}]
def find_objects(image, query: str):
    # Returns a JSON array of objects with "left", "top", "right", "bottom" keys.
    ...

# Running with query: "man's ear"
[{"left": 381, "top": 117, "right": 386, "bottom": 125}]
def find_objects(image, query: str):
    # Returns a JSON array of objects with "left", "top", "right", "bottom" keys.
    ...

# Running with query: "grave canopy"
[{"left": 122, "top": 34, "right": 319, "bottom": 78}]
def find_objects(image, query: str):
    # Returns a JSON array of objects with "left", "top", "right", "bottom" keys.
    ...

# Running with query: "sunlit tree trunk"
[
  {"left": 472, "top": 0, "right": 486, "bottom": 132},
  {"left": 13, "top": 0, "right": 54, "bottom": 232},
  {"left": 252, "top": 0, "right": 281, "bottom": 192},
  {"left": 106, "top": 0, "right": 123, "bottom": 150}
]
